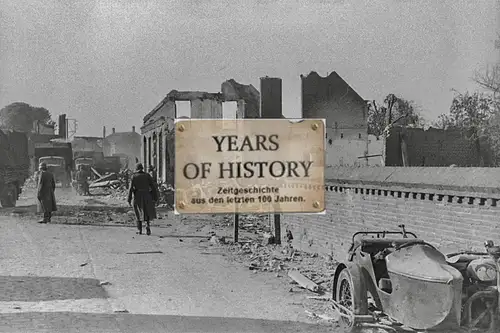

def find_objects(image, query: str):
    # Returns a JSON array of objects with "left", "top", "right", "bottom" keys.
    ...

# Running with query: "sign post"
[
  {"left": 174, "top": 118, "right": 325, "bottom": 216},
  {"left": 261, "top": 77, "right": 283, "bottom": 244}
]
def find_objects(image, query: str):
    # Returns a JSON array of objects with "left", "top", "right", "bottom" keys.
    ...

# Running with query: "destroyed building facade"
[
  {"left": 301, "top": 71, "right": 369, "bottom": 166},
  {"left": 103, "top": 126, "right": 141, "bottom": 168},
  {"left": 141, "top": 79, "right": 260, "bottom": 186}
]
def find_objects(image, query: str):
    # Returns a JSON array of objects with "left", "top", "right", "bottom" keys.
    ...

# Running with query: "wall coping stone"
[{"left": 325, "top": 166, "right": 500, "bottom": 197}]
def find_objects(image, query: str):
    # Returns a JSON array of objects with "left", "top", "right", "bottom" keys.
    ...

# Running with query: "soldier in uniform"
[
  {"left": 148, "top": 165, "right": 157, "bottom": 183},
  {"left": 75, "top": 165, "right": 91, "bottom": 195},
  {"left": 127, "top": 163, "right": 158, "bottom": 235},
  {"left": 148, "top": 164, "right": 160, "bottom": 205},
  {"left": 37, "top": 162, "right": 57, "bottom": 224}
]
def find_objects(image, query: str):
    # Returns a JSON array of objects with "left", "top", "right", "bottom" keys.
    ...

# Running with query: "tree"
[
  {"left": 367, "top": 94, "right": 424, "bottom": 139},
  {"left": 474, "top": 64, "right": 500, "bottom": 96},
  {"left": 433, "top": 90, "right": 495, "bottom": 134},
  {"left": 434, "top": 90, "right": 500, "bottom": 165},
  {"left": 0, "top": 102, "right": 54, "bottom": 132},
  {"left": 367, "top": 101, "right": 386, "bottom": 139},
  {"left": 432, "top": 113, "right": 454, "bottom": 130}
]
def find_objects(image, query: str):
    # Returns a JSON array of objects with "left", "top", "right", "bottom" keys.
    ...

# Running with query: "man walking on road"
[
  {"left": 128, "top": 163, "right": 158, "bottom": 235},
  {"left": 37, "top": 162, "right": 57, "bottom": 224}
]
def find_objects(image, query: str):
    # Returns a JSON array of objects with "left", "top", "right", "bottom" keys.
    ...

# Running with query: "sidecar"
[{"left": 331, "top": 227, "right": 500, "bottom": 332}]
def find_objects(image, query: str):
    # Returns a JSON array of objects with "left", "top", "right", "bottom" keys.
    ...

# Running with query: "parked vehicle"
[
  {"left": 38, "top": 156, "right": 71, "bottom": 188},
  {"left": 34, "top": 142, "right": 73, "bottom": 187},
  {"left": 0, "top": 129, "right": 30, "bottom": 207},
  {"left": 331, "top": 225, "right": 500, "bottom": 332}
]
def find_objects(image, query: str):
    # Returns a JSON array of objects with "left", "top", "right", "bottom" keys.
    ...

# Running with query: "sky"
[{"left": 0, "top": 0, "right": 498, "bottom": 137}]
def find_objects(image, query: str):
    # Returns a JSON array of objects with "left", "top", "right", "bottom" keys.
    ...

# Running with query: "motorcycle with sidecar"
[{"left": 331, "top": 225, "right": 500, "bottom": 332}]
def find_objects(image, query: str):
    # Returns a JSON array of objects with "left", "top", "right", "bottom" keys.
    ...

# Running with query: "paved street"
[{"left": 0, "top": 215, "right": 334, "bottom": 332}]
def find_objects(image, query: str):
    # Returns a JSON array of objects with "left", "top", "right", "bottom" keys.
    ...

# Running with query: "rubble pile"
[
  {"left": 221, "top": 214, "right": 272, "bottom": 232},
  {"left": 101, "top": 179, "right": 174, "bottom": 208},
  {"left": 23, "top": 175, "right": 38, "bottom": 189},
  {"left": 220, "top": 239, "right": 338, "bottom": 292},
  {"left": 51, "top": 208, "right": 137, "bottom": 225}
]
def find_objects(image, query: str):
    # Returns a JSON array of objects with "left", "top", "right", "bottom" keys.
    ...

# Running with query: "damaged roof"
[
  {"left": 301, "top": 71, "right": 366, "bottom": 104},
  {"left": 143, "top": 79, "right": 261, "bottom": 123}
]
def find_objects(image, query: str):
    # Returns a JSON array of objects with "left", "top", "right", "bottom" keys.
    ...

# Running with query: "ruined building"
[
  {"left": 141, "top": 79, "right": 260, "bottom": 186},
  {"left": 103, "top": 127, "right": 141, "bottom": 168},
  {"left": 301, "top": 71, "right": 369, "bottom": 166}
]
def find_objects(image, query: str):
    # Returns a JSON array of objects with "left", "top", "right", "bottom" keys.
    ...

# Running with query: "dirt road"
[{"left": 0, "top": 186, "right": 338, "bottom": 332}]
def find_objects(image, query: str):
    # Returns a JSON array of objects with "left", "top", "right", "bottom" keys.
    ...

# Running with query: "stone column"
[
  {"left": 211, "top": 100, "right": 223, "bottom": 118},
  {"left": 162, "top": 128, "right": 167, "bottom": 184},
  {"left": 146, "top": 133, "right": 151, "bottom": 168},
  {"left": 190, "top": 100, "right": 202, "bottom": 118},
  {"left": 156, "top": 129, "right": 161, "bottom": 181}
]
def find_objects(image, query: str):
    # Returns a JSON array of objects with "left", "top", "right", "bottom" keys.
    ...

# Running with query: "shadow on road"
[
  {"left": 0, "top": 312, "right": 335, "bottom": 333},
  {"left": 2, "top": 205, "right": 131, "bottom": 216},
  {"left": 0, "top": 276, "right": 109, "bottom": 302}
]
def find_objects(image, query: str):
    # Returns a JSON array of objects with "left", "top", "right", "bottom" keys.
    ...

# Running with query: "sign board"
[{"left": 174, "top": 119, "right": 325, "bottom": 214}]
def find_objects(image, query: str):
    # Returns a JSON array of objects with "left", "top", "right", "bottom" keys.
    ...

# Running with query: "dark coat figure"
[
  {"left": 128, "top": 163, "right": 158, "bottom": 235},
  {"left": 148, "top": 165, "right": 160, "bottom": 205},
  {"left": 75, "top": 167, "right": 90, "bottom": 195},
  {"left": 37, "top": 163, "right": 57, "bottom": 224}
]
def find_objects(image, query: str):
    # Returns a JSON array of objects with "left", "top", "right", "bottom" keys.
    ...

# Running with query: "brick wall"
[
  {"left": 386, "top": 126, "right": 494, "bottom": 166},
  {"left": 283, "top": 166, "right": 500, "bottom": 261}
]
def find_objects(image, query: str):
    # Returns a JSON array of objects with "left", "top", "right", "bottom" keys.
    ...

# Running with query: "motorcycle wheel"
[
  {"left": 335, "top": 268, "right": 357, "bottom": 331},
  {"left": 463, "top": 294, "right": 497, "bottom": 331}
]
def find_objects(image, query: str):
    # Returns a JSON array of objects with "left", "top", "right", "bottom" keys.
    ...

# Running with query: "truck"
[
  {"left": 34, "top": 142, "right": 73, "bottom": 188},
  {"left": 72, "top": 151, "right": 121, "bottom": 178},
  {"left": 0, "top": 129, "right": 30, "bottom": 207}
]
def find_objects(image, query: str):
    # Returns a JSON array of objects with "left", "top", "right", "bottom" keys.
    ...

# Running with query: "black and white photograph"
[{"left": 1, "top": 0, "right": 500, "bottom": 332}]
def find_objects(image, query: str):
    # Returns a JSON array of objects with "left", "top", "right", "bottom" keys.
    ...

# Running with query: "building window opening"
[
  {"left": 175, "top": 101, "right": 191, "bottom": 118},
  {"left": 222, "top": 101, "right": 238, "bottom": 119}
]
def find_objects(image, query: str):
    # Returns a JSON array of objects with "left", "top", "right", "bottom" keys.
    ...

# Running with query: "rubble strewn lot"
[{"left": 201, "top": 215, "right": 342, "bottom": 325}]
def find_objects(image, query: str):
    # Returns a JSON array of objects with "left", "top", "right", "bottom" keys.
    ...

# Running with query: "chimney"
[
  {"left": 112, "top": 128, "right": 115, "bottom": 134},
  {"left": 132, "top": 126, "right": 135, "bottom": 132},
  {"left": 103, "top": 126, "right": 106, "bottom": 138},
  {"left": 58, "top": 114, "right": 67, "bottom": 139}
]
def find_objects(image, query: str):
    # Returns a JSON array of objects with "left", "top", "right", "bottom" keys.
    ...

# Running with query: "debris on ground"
[
  {"left": 126, "top": 251, "right": 163, "bottom": 255},
  {"left": 101, "top": 179, "right": 174, "bottom": 209},
  {"left": 305, "top": 310, "right": 338, "bottom": 322},
  {"left": 99, "top": 281, "right": 112, "bottom": 286},
  {"left": 288, "top": 268, "right": 320, "bottom": 292},
  {"left": 210, "top": 235, "right": 226, "bottom": 245},
  {"left": 262, "top": 232, "right": 275, "bottom": 245},
  {"left": 307, "top": 296, "right": 331, "bottom": 301},
  {"left": 220, "top": 237, "right": 338, "bottom": 294},
  {"left": 89, "top": 173, "right": 120, "bottom": 189}
]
